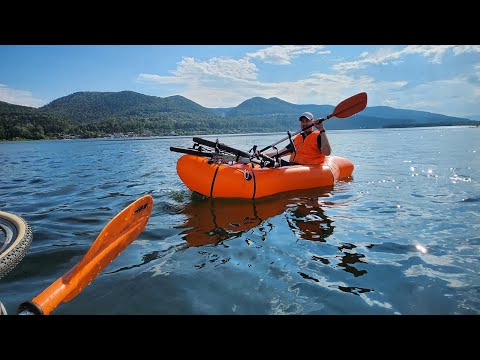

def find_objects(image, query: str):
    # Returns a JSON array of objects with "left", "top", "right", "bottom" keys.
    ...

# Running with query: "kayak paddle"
[
  {"left": 259, "top": 92, "right": 368, "bottom": 153},
  {"left": 16, "top": 194, "right": 153, "bottom": 315}
]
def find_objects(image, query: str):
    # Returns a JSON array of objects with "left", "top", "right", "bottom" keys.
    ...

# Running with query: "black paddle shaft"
[
  {"left": 259, "top": 118, "right": 325, "bottom": 153},
  {"left": 193, "top": 137, "right": 276, "bottom": 165},
  {"left": 258, "top": 92, "right": 368, "bottom": 154}
]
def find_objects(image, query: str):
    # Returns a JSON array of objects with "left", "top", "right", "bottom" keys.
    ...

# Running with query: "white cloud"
[
  {"left": 383, "top": 99, "right": 397, "bottom": 106},
  {"left": 452, "top": 45, "right": 480, "bottom": 55},
  {"left": 246, "top": 45, "right": 330, "bottom": 65},
  {"left": 138, "top": 62, "right": 366, "bottom": 107},
  {"left": 137, "top": 56, "right": 258, "bottom": 89},
  {"left": 472, "top": 63, "right": 480, "bottom": 80},
  {"left": 403, "top": 45, "right": 453, "bottom": 64},
  {"left": 136, "top": 53, "right": 412, "bottom": 109},
  {"left": 0, "top": 84, "right": 45, "bottom": 107},
  {"left": 137, "top": 73, "right": 185, "bottom": 84},
  {"left": 174, "top": 56, "right": 258, "bottom": 81},
  {"left": 332, "top": 46, "right": 401, "bottom": 72},
  {"left": 137, "top": 56, "right": 260, "bottom": 107},
  {"left": 134, "top": 46, "right": 480, "bottom": 117},
  {"left": 332, "top": 45, "right": 467, "bottom": 72},
  {"left": 137, "top": 49, "right": 404, "bottom": 108},
  {"left": 185, "top": 71, "right": 406, "bottom": 109}
]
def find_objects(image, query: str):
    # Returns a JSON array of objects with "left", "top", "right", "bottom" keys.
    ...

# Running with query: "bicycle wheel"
[{"left": 0, "top": 211, "right": 33, "bottom": 279}]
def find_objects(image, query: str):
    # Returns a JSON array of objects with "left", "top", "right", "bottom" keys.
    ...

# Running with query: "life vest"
[{"left": 289, "top": 131, "right": 325, "bottom": 164}]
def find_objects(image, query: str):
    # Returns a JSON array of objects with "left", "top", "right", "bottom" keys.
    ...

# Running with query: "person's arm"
[
  {"left": 314, "top": 121, "right": 331, "bottom": 156},
  {"left": 262, "top": 143, "right": 292, "bottom": 158}
]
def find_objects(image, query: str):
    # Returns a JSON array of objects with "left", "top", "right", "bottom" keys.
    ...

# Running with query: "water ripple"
[{"left": 1, "top": 129, "right": 479, "bottom": 314}]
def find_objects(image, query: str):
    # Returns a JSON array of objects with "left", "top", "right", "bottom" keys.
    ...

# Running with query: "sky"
[{"left": 1, "top": 45, "right": 479, "bottom": 118}]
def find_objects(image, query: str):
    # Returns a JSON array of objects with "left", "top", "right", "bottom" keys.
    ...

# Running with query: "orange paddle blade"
[
  {"left": 31, "top": 195, "right": 153, "bottom": 315},
  {"left": 329, "top": 92, "right": 367, "bottom": 119}
]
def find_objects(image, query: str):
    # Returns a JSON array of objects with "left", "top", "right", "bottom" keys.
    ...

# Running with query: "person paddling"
[{"left": 264, "top": 111, "right": 331, "bottom": 165}]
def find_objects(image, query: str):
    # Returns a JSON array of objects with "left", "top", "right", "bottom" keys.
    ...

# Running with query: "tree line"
[{"left": 0, "top": 106, "right": 294, "bottom": 141}]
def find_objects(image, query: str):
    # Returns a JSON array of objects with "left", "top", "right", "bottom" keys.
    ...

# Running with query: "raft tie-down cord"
[{"left": 209, "top": 164, "right": 221, "bottom": 198}]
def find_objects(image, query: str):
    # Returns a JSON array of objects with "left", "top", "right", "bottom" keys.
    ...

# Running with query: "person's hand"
[{"left": 314, "top": 120, "right": 325, "bottom": 132}]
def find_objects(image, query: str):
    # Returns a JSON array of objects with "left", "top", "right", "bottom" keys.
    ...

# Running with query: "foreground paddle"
[
  {"left": 259, "top": 92, "right": 368, "bottom": 153},
  {"left": 16, "top": 195, "right": 153, "bottom": 315}
]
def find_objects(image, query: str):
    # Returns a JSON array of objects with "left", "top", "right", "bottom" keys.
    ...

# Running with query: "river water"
[{"left": 0, "top": 126, "right": 479, "bottom": 314}]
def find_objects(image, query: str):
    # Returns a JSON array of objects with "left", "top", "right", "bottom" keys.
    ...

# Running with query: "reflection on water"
[
  {"left": 2, "top": 128, "right": 478, "bottom": 314},
  {"left": 336, "top": 243, "right": 368, "bottom": 277},
  {"left": 177, "top": 188, "right": 337, "bottom": 248},
  {"left": 285, "top": 197, "right": 335, "bottom": 242},
  {"left": 178, "top": 196, "right": 282, "bottom": 248},
  {"left": 176, "top": 185, "right": 371, "bottom": 292}
]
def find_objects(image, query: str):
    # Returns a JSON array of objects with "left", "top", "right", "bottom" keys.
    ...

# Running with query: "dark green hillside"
[
  {"left": 210, "top": 107, "right": 233, "bottom": 117},
  {"left": 228, "top": 97, "right": 299, "bottom": 116},
  {"left": 41, "top": 91, "right": 216, "bottom": 124},
  {"left": 226, "top": 96, "right": 475, "bottom": 127},
  {"left": 2, "top": 90, "right": 479, "bottom": 141},
  {"left": 0, "top": 101, "right": 74, "bottom": 140},
  {"left": 227, "top": 96, "right": 334, "bottom": 118},
  {"left": 78, "top": 113, "right": 291, "bottom": 137}
]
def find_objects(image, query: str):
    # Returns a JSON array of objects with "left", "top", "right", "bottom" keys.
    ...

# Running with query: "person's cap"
[{"left": 299, "top": 112, "right": 314, "bottom": 121}]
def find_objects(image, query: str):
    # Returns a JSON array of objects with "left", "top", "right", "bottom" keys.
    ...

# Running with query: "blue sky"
[{"left": 1, "top": 45, "right": 479, "bottom": 117}]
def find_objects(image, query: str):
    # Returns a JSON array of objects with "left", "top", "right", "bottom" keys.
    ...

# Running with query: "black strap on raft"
[
  {"left": 209, "top": 164, "right": 221, "bottom": 198},
  {"left": 17, "top": 300, "right": 44, "bottom": 315},
  {"left": 251, "top": 167, "right": 257, "bottom": 199}
]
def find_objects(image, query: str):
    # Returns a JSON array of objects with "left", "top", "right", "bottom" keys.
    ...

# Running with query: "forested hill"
[
  {"left": 41, "top": 91, "right": 216, "bottom": 124},
  {"left": 227, "top": 97, "right": 476, "bottom": 127},
  {"left": 0, "top": 101, "right": 76, "bottom": 140},
  {"left": 1, "top": 90, "right": 479, "bottom": 141},
  {"left": 226, "top": 97, "right": 331, "bottom": 116},
  {"left": 38, "top": 91, "right": 480, "bottom": 128}
]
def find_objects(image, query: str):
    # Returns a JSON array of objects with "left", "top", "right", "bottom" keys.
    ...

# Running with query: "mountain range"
[
  {"left": 463, "top": 114, "right": 480, "bottom": 121},
  {"left": 1, "top": 90, "right": 479, "bottom": 141}
]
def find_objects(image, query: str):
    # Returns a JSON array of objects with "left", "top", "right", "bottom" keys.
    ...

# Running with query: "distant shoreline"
[{"left": 1, "top": 125, "right": 477, "bottom": 143}]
